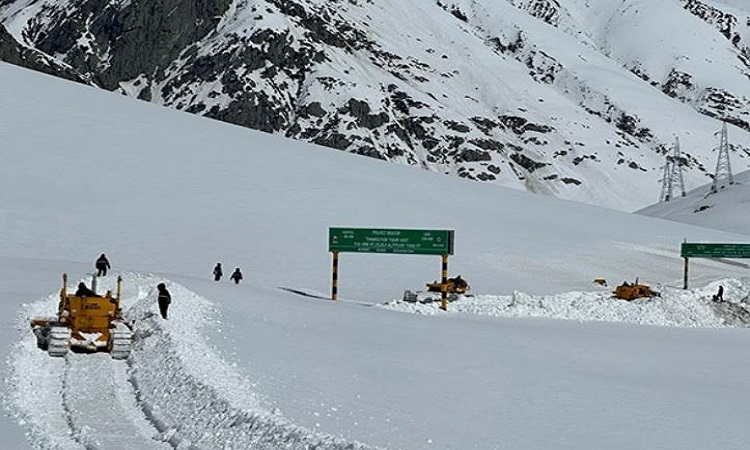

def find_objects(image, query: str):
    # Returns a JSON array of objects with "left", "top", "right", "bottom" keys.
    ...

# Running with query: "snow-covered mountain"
[{"left": 2, "top": 0, "right": 750, "bottom": 210}]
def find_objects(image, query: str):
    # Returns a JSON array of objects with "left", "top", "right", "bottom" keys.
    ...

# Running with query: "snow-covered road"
[
  {"left": 6, "top": 273, "right": 380, "bottom": 450},
  {"left": 5, "top": 272, "right": 750, "bottom": 449},
  {"left": 63, "top": 354, "right": 170, "bottom": 450}
]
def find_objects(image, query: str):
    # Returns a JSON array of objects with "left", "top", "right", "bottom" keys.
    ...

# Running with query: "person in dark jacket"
[
  {"left": 95, "top": 253, "right": 111, "bottom": 276},
  {"left": 213, "top": 262, "right": 223, "bottom": 281},
  {"left": 157, "top": 283, "right": 171, "bottom": 319},
  {"left": 717, "top": 285, "right": 724, "bottom": 302},
  {"left": 230, "top": 268, "right": 243, "bottom": 284},
  {"left": 75, "top": 282, "right": 98, "bottom": 297}
]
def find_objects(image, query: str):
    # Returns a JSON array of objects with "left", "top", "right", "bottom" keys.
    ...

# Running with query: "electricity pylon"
[
  {"left": 659, "top": 137, "right": 686, "bottom": 202},
  {"left": 710, "top": 121, "right": 734, "bottom": 193}
]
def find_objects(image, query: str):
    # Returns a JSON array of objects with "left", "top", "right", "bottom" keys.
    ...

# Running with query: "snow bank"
[
  {"left": 381, "top": 279, "right": 750, "bottom": 328},
  {"left": 125, "top": 276, "right": 382, "bottom": 450},
  {"left": 5, "top": 293, "right": 83, "bottom": 450}
]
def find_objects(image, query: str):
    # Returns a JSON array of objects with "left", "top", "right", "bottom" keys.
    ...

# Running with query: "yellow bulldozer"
[
  {"left": 30, "top": 274, "right": 133, "bottom": 359},
  {"left": 426, "top": 275, "right": 470, "bottom": 295},
  {"left": 613, "top": 279, "right": 660, "bottom": 301}
]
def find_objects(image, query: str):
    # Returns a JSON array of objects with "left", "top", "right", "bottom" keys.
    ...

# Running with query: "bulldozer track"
[
  {"left": 48, "top": 326, "right": 71, "bottom": 357},
  {"left": 109, "top": 321, "right": 133, "bottom": 360}
]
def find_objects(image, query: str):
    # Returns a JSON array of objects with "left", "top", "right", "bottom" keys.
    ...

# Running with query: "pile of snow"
[{"left": 382, "top": 278, "right": 750, "bottom": 328}]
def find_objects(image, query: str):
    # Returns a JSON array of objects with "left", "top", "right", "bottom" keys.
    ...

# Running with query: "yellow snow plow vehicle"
[
  {"left": 613, "top": 280, "right": 660, "bottom": 301},
  {"left": 30, "top": 274, "right": 133, "bottom": 359},
  {"left": 426, "top": 275, "right": 470, "bottom": 295}
]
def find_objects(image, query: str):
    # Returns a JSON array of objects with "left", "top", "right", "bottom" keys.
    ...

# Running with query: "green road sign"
[
  {"left": 329, "top": 228, "right": 454, "bottom": 255},
  {"left": 681, "top": 243, "right": 750, "bottom": 258}
]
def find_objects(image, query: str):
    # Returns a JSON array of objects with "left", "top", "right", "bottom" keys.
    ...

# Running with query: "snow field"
[{"left": 6, "top": 271, "right": 750, "bottom": 449}]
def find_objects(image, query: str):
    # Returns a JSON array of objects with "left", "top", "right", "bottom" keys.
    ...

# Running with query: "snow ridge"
[
  {"left": 381, "top": 279, "right": 750, "bottom": 328},
  {"left": 126, "top": 277, "right": 382, "bottom": 450}
]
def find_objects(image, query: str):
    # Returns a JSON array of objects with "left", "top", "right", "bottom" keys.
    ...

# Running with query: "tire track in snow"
[
  {"left": 61, "top": 353, "right": 171, "bottom": 450},
  {"left": 7, "top": 298, "right": 85, "bottom": 450}
]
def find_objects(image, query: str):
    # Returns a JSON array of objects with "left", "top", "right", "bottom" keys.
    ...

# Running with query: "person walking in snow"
[
  {"left": 230, "top": 268, "right": 243, "bottom": 284},
  {"left": 95, "top": 253, "right": 111, "bottom": 276},
  {"left": 157, "top": 283, "right": 171, "bottom": 319},
  {"left": 213, "top": 262, "right": 223, "bottom": 281},
  {"left": 717, "top": 285, "right": 724, "bottom": 302}
]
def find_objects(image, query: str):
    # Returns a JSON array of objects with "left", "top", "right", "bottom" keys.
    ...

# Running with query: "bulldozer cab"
[
  {"left": 426, "top": 276, "right": 470, "bottom": 295},
  {"left": 59, "top": 274, "right": 123, "bottom": 323},
  {"left": 613, "top": 280, "right": 659, "bottom": 301}
]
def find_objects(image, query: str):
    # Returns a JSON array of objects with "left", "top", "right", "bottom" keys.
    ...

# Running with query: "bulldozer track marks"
[{"left": 61, "top": 353, "right": 171, "bottom": 450}]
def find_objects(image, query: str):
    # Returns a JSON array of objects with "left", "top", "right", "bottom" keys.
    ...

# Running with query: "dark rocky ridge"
[{"left": 0, "top": 24, "right": 86, "bottom": 83}]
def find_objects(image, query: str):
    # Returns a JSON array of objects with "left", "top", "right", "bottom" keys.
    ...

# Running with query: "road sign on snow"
[
  {"left": 329, "top": 228, "right": 454, "bottom": 255},
  {"left": 681, "top": 243, "right": 750, "bottom": 258}
]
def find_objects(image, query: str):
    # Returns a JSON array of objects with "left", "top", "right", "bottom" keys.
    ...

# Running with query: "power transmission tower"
[
  {"left": 659, "top": 137, "right": 686, "bottom": 202},
  {"left": 659, "top": 156, "right": 673, "bottom": 202},
  {"left": 670, "top": 137, "right": 687, "bottom": 199},
  {"left": 710, "top": 121, "right": 734, "bottom": 193}
]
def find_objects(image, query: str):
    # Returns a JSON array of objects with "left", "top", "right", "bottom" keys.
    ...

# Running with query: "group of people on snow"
[
  {"left": 75, "top": 254, "right": 246, "bottom": 322},
  {"left": 213, "top": 262, "right": 243, "bottom": 284}
]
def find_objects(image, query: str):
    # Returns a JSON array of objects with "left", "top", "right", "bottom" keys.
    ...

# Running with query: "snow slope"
[
  {"left": 639, "top": 169, "right": 750, "bottom": 235},
  {"left": 3, "top": 0, "right": 750, "bottom": 211},
  {"left": 2, "top": 62, "right": 750, "bottom": 449}
]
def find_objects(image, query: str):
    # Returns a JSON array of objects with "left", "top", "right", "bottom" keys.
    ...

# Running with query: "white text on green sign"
[
  {"left": 681, "top": 243, "right": 750, "bottom": 258},
  {"left": 329, "top": 228, "right": 454, "bottom": 255}
]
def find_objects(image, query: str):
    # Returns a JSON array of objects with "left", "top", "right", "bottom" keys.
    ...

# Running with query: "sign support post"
[
  {"left": 683, "top": 257, "right": 689, "bottom": 289},
  {"left": 332, "top": 251, "right": 339, "bottom": 301},
  {"left": 440, "top": 254, "right": 449, "bottom": 311}
]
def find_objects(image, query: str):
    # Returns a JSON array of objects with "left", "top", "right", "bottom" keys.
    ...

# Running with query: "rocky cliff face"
[
  {"left": 0, "top": 23, "right": 85, "bottom": 83},
  {"left": 2, "top": 0, "right": 750, "bottom": 211}
]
